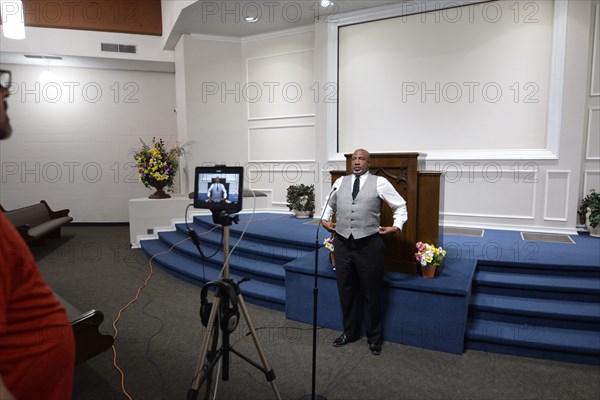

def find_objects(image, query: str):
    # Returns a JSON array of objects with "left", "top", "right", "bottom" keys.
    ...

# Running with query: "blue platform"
[
  {"left": 285, "top": 246, "right": 476, "bottom": 354},
  {"left": 141, "top": 213, "right": 600, "bottom": 365}
]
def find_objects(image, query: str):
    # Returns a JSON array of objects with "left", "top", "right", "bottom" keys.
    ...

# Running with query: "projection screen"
[{"left": 337, "top": 0, "right": 555, "bottom": 155}]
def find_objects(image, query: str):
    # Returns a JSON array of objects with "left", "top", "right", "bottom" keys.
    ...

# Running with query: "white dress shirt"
[{"left": 321, "top": 172, "right": 408, "bottom": 230}]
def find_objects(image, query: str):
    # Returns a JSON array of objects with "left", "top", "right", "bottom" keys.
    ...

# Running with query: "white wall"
[
  {"left": 582, "top": 1, "right": 600, "bottom": 207},
  {"left": 242, "top": 28, "right": 317, "bottom": 212},
  {"left": 175, "top": 34, "right": 245, "bottom": 185},
  {"left": 338, "top": 0, "right": 554, "bottom": 153},
  {"left": 0, "top": 64, "right": 177, "bottom": 222},
  {"left": 312, "top": 0, "right": 598, "bottom": 234}
]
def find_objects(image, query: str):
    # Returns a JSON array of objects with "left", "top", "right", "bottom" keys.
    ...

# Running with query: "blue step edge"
[
  {"left": 466, "top": 320, "right": 600, "bottom": 355},
  {"left": 470, "top": 293, "right": 600, "bottom": 322},
  {"left": 140, "top": 238, "right": 285, "bottom": 312}
]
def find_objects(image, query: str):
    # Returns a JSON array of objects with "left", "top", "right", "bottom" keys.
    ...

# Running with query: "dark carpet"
[{"left": 33, "top": 225, "right": 600, "bottom": 400}]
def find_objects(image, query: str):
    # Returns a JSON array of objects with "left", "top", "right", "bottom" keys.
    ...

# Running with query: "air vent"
[
  {"left": 24, "top": 55, "right": 63, "bottom": 60},
  {"left": 443, "top": 227, "right": 485, "bottom": 237},
  {"left": 118, "top": 44, "right": 136, "bottom": 54},
  {"left": 101, "top": 43, "right": 119, "bottom": 52},
  {"left": 520, "top": 232, "right": 575, "bottom": 244},
  {"left": 101, "top": 43, "right": 137, "bottom": 54}
]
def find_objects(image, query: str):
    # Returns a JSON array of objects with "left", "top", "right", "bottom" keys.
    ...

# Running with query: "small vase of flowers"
[
  {"left": 324, "top": 235, "right": 335, "bottom": 270},
  {"left": 415, "top": 241, "right": 447, "bottom": 278},
  {"left": 133, "top": 137, "right": 187, "bottom": 199}
]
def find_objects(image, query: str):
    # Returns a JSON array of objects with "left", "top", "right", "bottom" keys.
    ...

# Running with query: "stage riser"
[
  {"left": 139, "top": 213, "right": 600, "bottom": 364},
  {"left": 284, "top": 249, "right": 472, "bottom": 355}
]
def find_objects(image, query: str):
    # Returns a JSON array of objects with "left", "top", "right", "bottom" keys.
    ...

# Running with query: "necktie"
[{"left": 352, "top": 175, "right": 360, "bottom": 200}]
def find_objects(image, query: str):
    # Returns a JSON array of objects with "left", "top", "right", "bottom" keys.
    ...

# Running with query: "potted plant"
[
  {"left": 286, "top": 184, "right": 315, "bottom": 218},
  {"left": 415, "top": 241, "right": 447, "bottom": 278},
  {"left": 579, "top": 189, "right": 600, "bottom": 237}
]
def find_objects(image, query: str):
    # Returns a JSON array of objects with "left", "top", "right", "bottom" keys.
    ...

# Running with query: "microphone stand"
[{"left": 300, "top": 187, "right": 336, "bottom": 400}]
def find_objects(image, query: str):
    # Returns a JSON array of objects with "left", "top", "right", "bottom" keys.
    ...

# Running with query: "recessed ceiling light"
[{"left": 244, "top": 16, "right": 258, "bottom": 23}]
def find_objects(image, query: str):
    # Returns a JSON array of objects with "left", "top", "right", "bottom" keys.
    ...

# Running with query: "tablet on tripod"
[{"left": 193, "top": 166, "right": 244, "bottom": 213}]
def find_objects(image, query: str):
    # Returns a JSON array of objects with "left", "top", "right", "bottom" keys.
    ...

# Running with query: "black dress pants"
[{"left": 334, "top": 233, "right": 385, "bottom": 345}]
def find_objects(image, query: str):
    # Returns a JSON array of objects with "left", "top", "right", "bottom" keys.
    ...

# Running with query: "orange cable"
[
  {"left": 109, "top": 216, "right": 288, "bottom": 398},
  {"left": 111, "top": 225, "right": 221, "bottom": 399}
]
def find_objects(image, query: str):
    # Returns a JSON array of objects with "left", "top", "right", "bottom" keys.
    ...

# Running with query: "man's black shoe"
[
  {"left": 333, "top": 333, "right": 356, "bottom": 347},
  {"left": 369, "top": 343, "right": 382, "bottom": 355}
]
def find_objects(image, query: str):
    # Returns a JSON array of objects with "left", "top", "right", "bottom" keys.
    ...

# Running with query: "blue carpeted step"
[
  {"left": 140, "top": 238, "right": 285, "bottom": 311},
  {"left": 474, "top": 270, "right": 600, "bottom": 296},
  {"left": 477, "top": 260, "right": 600, "bottom": 279},
  {"left": 174, "top": 222, "right": 311, "bottom": 263},
  {"left": 466, "top": 337, "right": 600, "bottom": 366},
  {"left": 469, "top": 294, "right": 600, "bottom": 331},
  {"left": 192, "top": 214, "right": 319, "bottom": 251},
  {"left": 157, "top": 230, "right": 286, "bottom": 285},
  {"left": 468, "top": 261, "right": 600, "bottom": 365},
  {"left": 470, "top": 293, "right": 600, "bottom": 322},
  {"left": 466, "top": 320, "right": 600, "bottom": 357}
]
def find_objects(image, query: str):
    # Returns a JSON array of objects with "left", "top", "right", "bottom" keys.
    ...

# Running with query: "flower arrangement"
[
  {"left": 415, "top": 241, "right": 447, "bottom": 269},
  {"left": 133, "top": 137, "right": 186, "bottom": 192},
  {"left": 324, "top": 235, "right": 335, "bottom": 270}
]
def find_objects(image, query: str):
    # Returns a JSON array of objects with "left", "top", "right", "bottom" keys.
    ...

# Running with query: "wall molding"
[
  {"left": 245, "top": 48, "right": 315, "bottom": 121},
  {"left": 583, "top": 170, "right": 600, "bottom": 193},
  {"left": 441, "top": 168, "right": 538, "bottom": 220},
  {"left": 585, "top": 107, "right": 600, "bottom": 160},
  {"left": 248, "top": 114, "right": 315, "bottom": 122},
  {"left": 242, "top": 25, "right": 314, "bottom": 43},
  {"left": 591, "top": 3, "right": 600, "bottom": 97},
  {"left": 543, "top": 170, "right": 571, "bottom": 222}
]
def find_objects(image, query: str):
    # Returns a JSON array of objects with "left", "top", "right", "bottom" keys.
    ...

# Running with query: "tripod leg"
[
  {"left": 237, "top": 294, "right": 282, "bottom": 400},
  {"left": 188, "top": 297, "right": 222, "bottom": 400},
  {"left": 202, "top": 322, "right": 221, "bottom": 400}
]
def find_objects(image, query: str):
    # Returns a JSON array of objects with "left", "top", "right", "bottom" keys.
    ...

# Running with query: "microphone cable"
[{"left": 185, "top": 203, "right": 223, "bottom": 260}]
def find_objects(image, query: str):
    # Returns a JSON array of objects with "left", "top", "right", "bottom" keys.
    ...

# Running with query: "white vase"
[
  {"left": 585, "top": 208, "right": 600, "bottom": 237},
  {"left": 293, "top": 210, "right": 313, "bottom": 219}
]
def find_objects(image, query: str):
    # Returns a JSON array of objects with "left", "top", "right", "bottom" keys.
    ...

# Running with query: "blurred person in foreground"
[{"left": 0, "top": 69, "right": 75, "bottom": 400}]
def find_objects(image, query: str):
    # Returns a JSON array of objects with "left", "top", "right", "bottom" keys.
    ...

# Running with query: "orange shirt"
[{"left": 0, "top": 212, "right": 75, "bottom": 400}]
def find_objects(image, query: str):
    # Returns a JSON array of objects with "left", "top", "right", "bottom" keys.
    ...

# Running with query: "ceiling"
[
  {"left": 167, "top": 1, "right": 402, "bottom": 44},
  {"left": 0, "top": 0, "right": 404, "bottom": 72}
]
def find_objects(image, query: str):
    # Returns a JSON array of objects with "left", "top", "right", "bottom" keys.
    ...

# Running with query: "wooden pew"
[
  {"left": 54, "top": 293, "right": 114, "bottom": 365},
  {"left": 1, "top": 200, "right": 73, "bottom": 244}
]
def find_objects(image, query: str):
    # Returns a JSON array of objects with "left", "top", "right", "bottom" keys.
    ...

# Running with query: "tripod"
[{"left": 187, "top": 212, "right": 282, "bottom": 400}]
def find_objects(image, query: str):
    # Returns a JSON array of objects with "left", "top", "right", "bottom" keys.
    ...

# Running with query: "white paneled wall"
[
  {"left": 0, "top": 64, "right": 177, "bottom": 222},
  {"left": 582, "top": 1, "right": 600, "bottom": 214},
  {"left": 1, "top": 1, "right": 597, "bottom": 232},
  {"left": 242, "top": 29, "right": 316, "bottom": 211}
]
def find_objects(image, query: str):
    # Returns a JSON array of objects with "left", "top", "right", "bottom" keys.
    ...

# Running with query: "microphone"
[{"left": 316, "top": 186, "right": 337, "bottom": 240}]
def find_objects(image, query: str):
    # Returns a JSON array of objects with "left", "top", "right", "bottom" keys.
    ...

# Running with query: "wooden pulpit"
[{"left": 330, "top": 153, "right": 442, "bottom": 274}]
